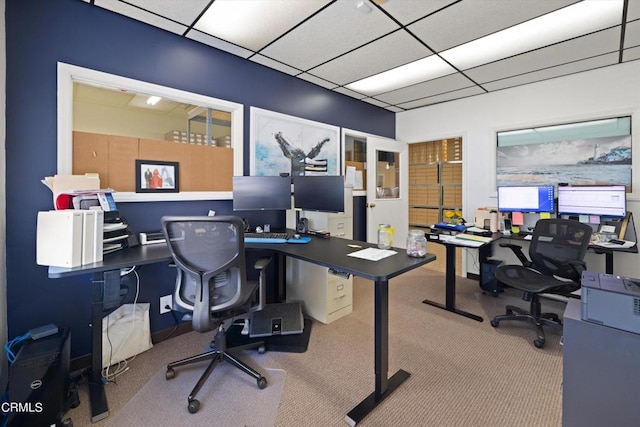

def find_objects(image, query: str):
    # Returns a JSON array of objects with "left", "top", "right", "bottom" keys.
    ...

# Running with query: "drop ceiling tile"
[
  {"left": 260, "top": 0, "right": 400, "bottom": 71},
  {"left": 466, "top": 28, "right": 621, "bottom": 84},
  {"left": 250, "top": 54, "right": 301, "bottom": 76},
  {"left": 628, "top": 1, "right": 640, "bottom": 21},
  {"left": 309, "top": 30, "right": 431, "bottom": 85},
  {"left": 378, "top": 0, "right": 457, "bottom": 25},
  {"left": 94, "top": 0, "right": 188, "bottom": 35},
  {"left": 384, "top": 105, "right": 405, "bottom": 113},
  {"left": 397, "top": 86, "right": 485, "bottom": 110},
  {"left": 332, "top": 87, "right": 368, "bottom": 99},
  {"left": 623, "top": 46, "right": 640, "bottom": 62},
  {"left": 116, "top": 0, "right": 211, "bottom": 26},
  {"left": 360, "top": 98, "right": 390, "bottom": 108},
  {"left": 481, "top": 52, "right": 619, "bottom": 91},
  {"left": 186, "top": 30, "right": 253, "bottom": 58},
  {"left": 297, "top": 73, "right": 338, "bottom": 90},
  {"left": 408, "top": 0, "right": 576, "bottom": 52},
  {"left": 624, "top": 19, "right": 640, "bottom": 48},
  {"left": 375, "top": 72, "right": 474, "bottom": 105},
  {"left": 194, "top": 0, "right": 331, "bottom": 51}
]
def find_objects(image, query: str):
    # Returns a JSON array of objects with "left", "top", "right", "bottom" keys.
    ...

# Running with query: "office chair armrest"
[
  {"left": 253, "top": 257, "right": 272, "bottom": 271},
  {"left": 252, "top": 257, "right": 272, "bottom": 311},
  {"left": 498, "top": 242, "right": 531, "bottom": 267},
  {"left": 537, "top": 254, "right": 587, "bottom": 277}
]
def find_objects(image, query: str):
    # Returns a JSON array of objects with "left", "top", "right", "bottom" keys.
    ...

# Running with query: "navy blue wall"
[{"left": 5, "top": 0, "right": 394, "bottom": 359}]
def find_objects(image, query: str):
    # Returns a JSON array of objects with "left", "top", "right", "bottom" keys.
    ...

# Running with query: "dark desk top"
[{"left": 49, "top": 233, "right": 436, "bottom": 282}]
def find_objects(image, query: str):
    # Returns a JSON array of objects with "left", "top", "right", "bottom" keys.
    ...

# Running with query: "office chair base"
[
  {"left": 490, "top": 303, "right": 562, "bottom": 348},
  {"left": 165, "top": 327, "right": 268, "bottom": 413}
]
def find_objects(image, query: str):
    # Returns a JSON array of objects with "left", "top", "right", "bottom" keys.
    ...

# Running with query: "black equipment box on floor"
[
  {"left": 227, "top": 318, "right": 313, "bottom": 353},
  {"left": 481, "top": 259, "right": 503, "bottom": 296},
  {"left": 6, "top": 327, "right": 72, "bottom": 427}
]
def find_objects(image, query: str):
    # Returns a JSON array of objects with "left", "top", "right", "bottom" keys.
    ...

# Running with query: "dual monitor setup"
[
  {"left": 497, "top": 184, "right": 627, "bottom": 218},
  {"left": 232, "top": 175, "right": 344, "bottom": 214}
]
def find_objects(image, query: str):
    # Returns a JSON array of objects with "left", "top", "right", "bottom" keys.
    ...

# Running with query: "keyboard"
[{"left": 244, "top": 232, "right": 289, "bottom": 244}]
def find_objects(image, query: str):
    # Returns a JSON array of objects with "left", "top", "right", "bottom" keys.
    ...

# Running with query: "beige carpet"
[
  {"left": 68, "top": 265, "right": 565, "bottom": 426},
  {"left": 107, "top": 358, "right": 285, "bottom": 427}
]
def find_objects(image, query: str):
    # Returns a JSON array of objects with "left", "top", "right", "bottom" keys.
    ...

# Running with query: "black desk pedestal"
[
  {"left": 89, "top": 272, "right": 109, "bottom": 422},
  {"left": 422, "top": 243, "right": 483, "bottom": 322}
]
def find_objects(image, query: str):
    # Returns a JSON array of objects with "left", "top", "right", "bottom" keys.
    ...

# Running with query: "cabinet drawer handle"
[{"left": 334, "top": 292, "right": 346, "bottom": 299}]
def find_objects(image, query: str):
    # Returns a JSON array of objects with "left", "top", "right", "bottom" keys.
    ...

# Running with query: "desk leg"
[
  {"left": 605, "top": 252, "right": 614, "bottom": 275},
  {"left": 422, "top": 245, "right": 483, "bottom": 322},
  {"left": 89, "top": 272, "right": 109, "bottom": 423},
  {"left": 345, "top": 279, "right": 410, "bottom": 426}
]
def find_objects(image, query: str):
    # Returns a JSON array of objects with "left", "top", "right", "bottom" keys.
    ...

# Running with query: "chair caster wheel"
[
  {"left": 166, "top": 368, "right": 175, "bottom": 380},
  {"left": 534, "top": 339, "right": 545, "bottom": 348},
  {"left": 257, "top": 377, "right": 268, "bottom": 389},
  {"left": 188, "top": 399, "right": 200, "bottom": 413},
  {"left": 490, "top": 319, "right": 499, "bottom": 327},
  {"left": 258, "top": 345, "right": 266, "bottom": 354}
]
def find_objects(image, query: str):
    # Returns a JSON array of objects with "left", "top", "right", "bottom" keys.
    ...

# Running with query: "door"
[{"left": 366, "top": 136, "right": 409, "bottom": 247}]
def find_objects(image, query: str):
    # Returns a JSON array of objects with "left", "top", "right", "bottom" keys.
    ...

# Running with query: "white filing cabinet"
[{"left": 286, "top": 188, "right": 353, "bottom": 323}]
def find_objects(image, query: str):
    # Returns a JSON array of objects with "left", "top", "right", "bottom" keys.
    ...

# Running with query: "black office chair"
[
  {"left": 161, "top": 215, "right": 270, "bottom": 414},
  {"left": 490, "top": 218, "right": 592, "bottom": 348}
]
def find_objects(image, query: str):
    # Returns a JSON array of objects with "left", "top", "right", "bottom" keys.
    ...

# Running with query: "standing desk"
[
  {"left": 422, "top": 235, "right": 495, "bottom": 322},
  {"left": 49, "top": 235, "right": 435, "bottom": 425}
]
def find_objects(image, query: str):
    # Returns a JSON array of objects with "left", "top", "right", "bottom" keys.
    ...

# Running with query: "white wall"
[{"left": 397, "top": 61, "right": 640, "bottom": 277}]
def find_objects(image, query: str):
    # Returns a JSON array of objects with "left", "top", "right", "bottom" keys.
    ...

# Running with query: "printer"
[{"left": 581, "top": 271, "right": 640, "bottom": 334}]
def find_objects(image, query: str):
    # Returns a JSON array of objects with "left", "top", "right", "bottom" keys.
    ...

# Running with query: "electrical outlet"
[{"left": 160, "top": 294, "right": 172, "bottom": 315}]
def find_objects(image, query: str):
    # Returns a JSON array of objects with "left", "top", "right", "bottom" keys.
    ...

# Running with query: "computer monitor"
[
  {"left": 497, "top": 185, "right": 555, "bottom": 213},
  {"left": 293, "top": 175, "right": 344, "bottom": 213},
  {"left": 557, "top": 185, "right": 627, "bottom": 218},
  {"left": 232, "top": 176, "right": 291, "bottom": 211}
]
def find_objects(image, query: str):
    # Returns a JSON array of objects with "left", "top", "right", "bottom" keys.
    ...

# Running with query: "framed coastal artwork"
[
  {"left": 250, "top": 107, "right": 340, "bottom": 177},
  {"left": 496, "top": 116, "right": 632, "bottom": 190}
]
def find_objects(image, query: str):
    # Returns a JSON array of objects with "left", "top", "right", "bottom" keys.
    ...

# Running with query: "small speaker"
[{"left": 296, "top": 217, "right": 308, "bottom": 234}]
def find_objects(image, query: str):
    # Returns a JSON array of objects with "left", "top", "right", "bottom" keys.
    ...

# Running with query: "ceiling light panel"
[
  {"left": 94, "top": 0, "right": 187, "bottom": 35},
  {"left": 114, "top": 0, "right": 212, "bottom": 26},
  {"left": 378, "top": 0, "right": 457, "bottom": 25},
  {"left": 260, "top": 0, "right": 399, "bottom": 71},
  {"left": 441, "top": 0, "right": 624, "bottom": 71},
  {"left": 310, "top": 30, "right": 430, "bottom": 85},
  {"left": 346, "top": 55, "right": 455, "bottom": 96},
  {"left": 194, "top": 0, "right": 331, "bottom": 52},
  {"left": 408, "top": 0, "right": 576, "bottom": 53},
  {"left": 465, "top": 28, "right": 621, "bottom": 84}
]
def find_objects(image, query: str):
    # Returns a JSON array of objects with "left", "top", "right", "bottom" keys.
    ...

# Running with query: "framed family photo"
[
  {"left": 135, "top": 160, "right": 179, "bottom": 193},
  {"left": 250, "top": 107, "right": 340, "bottom": 177}
]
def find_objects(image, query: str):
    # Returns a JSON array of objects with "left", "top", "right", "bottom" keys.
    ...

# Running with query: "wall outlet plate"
[{"left": 160, "top": 294, "right": 172, "bottom": 314}]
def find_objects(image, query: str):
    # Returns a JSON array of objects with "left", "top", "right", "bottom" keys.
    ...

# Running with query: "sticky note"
[
  {"left": 590, "top": 215, "right": 600, "bottom": 224},
  {"left": 579, "top": 215, "right": 589, "bottom": 223},
  {"left": 540, "top": 212, "right": 551, "bottom": 219},
  {"left": 511, "top": 212, "right": 524, "bottom": 225}
]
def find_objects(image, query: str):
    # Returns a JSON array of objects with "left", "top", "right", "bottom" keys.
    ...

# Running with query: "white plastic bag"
[{"left": 102, "top": 303, "right": 153, "bottom": 368}]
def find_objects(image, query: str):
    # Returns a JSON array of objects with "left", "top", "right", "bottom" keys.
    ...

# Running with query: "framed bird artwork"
[{"left": 250, "top": 107, "right": 340, "bottom": 177}]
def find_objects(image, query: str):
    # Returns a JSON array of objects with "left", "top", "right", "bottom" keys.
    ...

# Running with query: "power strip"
[{"left": 139, "top": 232, "right": 166, "bottom": 245}]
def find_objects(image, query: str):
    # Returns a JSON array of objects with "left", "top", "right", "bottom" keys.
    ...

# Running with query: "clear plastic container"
[
  {"left": 406, "top": 229, "right": 427, "bottom": 257},
  {"left": 377, "top": 224, "right": 394, "bottom": 249}
]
